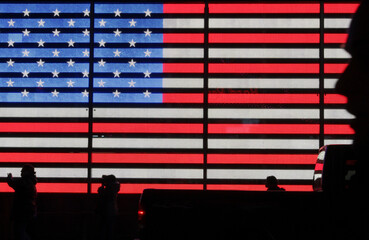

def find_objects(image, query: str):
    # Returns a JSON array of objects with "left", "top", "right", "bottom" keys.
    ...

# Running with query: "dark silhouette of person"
[
  {"left": 265, "top": 175, "right": 285, "bottom": 191},
  {"left": 95, "top": 174, "right": 120, "bottom": 240},
  {"left": 7, "top": 164, "right": 37, "bottom": 240},
  {"left": 332, "top": 1, "right": 369, "bottom": 239}
]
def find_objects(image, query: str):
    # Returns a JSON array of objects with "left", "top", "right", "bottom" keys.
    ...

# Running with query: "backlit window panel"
[{"left": 0, "top": 4, "right": 90, "bottom": 193}]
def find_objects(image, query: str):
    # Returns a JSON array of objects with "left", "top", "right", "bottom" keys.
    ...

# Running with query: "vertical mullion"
[
  {"left": 87, "top": 2, "right": 95, "bottom": 194},
  {"left": 203, "top": 1, "right": 209, "bottom": 190},
  {"left": 319, "top": 1, "right": 325, "bottom": 149}
]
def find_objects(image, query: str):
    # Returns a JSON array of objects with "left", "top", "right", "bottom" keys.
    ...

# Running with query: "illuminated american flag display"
[{"left": 0, "top": 2, "right": 358, "bottom": 194}]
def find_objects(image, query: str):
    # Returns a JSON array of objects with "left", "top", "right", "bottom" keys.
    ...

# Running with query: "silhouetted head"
[
  {"left": 21, "top": 164, "right": 36, "bottom": 178},
  {"left": 102, "top": 174, "right": 117, "bottom": 186},
  {"left": 335, "top": 0, "right": 369, "bottom": 154},
  {"left": 265, "top": 175, "right": 278, "bottom": 189}
]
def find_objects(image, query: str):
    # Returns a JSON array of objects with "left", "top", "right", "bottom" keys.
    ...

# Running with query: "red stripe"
[
  {"left": 209, "top": 63, "right": 319, "bottom": 74},
  {"left": 91, "top": 183, "right": 203, "bottom": 194},
  {"left": 93, "top": 123, "right": 203, "bottom": 134},
  {"left": 324, "top": 94, "right": 347, "bottom": 104},
  {"left": 209, "top": 4, "right": 319, "bottom": 13},
  {"left": 163, "top": 63, "right": 203, "bottom": 73},
  {"left": 207, "top": 184, "right": 312, "bottom": 192},
  {"left": 209, "top": 33, "right": 319, "bottom": 44},
  {"left": 324, "top": 33, "right": 348, "bottom": 44},
  {"left": 324, "top": 3, "right": 360, "bottom": 14},
  {"left": 163, "top": 33, "right": 204, "bottom": 43},
  {"left": 0, "top": 152, "right": 87, "bottom": 163},
  {"left": 209, "top": 93, "right": 320, "bottom": 104},
  {"left": 208, "top": 154, "right": 317, "bottom": 165},
  {"left": 163, "top": 4, "right": 205, "bottom": 13},
  {"left": 325, "top": 63, "right": 348, "bottom": 74},
  {"left": 0, "top": 122, "right": 88, "bottom": 133},
  {"left": 0, "top": 183, "right": 87, "bottom": 193},
  {"left": 208, "top": 124, "right": 319, "bottom": 134},
  {"left": 163, "top": 93, "right": 203, "bottom": 103},
  {"left": 92, "top": 153, "right": 203, "bottom": 164},
  {"left": 315, "top": 163, "right": 324, "bottom": 171},
  {"left": 324, "top": 124, "right": 354, "bottom": 134}
]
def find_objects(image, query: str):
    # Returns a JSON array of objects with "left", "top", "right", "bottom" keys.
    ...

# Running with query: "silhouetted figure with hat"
[
  {"left": 265, "top": 176, "right": 285, "bottom": 191},
  {"left": 7, "top": 164, "right": 37, "bottom": 240},
  {"left": 95, "top": 174, "right": 120, "bottom": 240}
]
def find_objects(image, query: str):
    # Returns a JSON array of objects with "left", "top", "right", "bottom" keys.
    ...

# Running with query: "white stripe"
[
  {"left": 0, "top": 138, "right": 88, "bottom": 148},
  {"left": 324, "top": 109, "right": 354, "bottom": 119},
  {"left": 208, "top": 139, "right": 319, "bottom": 150},
  {"left": 93, "top": 108, "right": 203, "bottom": 119},
  {"left": 324, "top": 49, "right": 350, "bottom": 59},
  {"left": 92, "top": 168, "right": 203, "bottom": 179},
  {"left": 209, "top": 78, "right": 319, "bottom": 89},
  {"left": 0, "top": 108, "right": 88, "bottom": 118},
  {"left": 208, "top": 108, "right": 319, "bottom": 119},
  {"left": 210, "top": 18, "right": 319, "bottom": 29},
  {"left": 324, "top": 78, "right": 338, "bottom": 89},
  {"left": 93, "top": 138, "right": 203, "bottom": 149},
  {"left": 324, "top": 18, "right": 351, "bottom": 29},
  {"left": 207, "top": 169, "right": 313, "bottom": 180},
  {"left": 163, "top": 19, "right": 203, "bottom": 28},
  {"left": 163, "top": 78, "right": 203, "bottom": 88},
  {"left": 324, "top": 139, "right": 353, "bottom": 145},
  {"left": 209, "top": 48, "right": 319, "bottom": 59},
  {"left": 1, "top": 168, "right": 87, "bottom": 178},
  {"left": 163, "top": 48, "right": 203, "bottom": 58}
]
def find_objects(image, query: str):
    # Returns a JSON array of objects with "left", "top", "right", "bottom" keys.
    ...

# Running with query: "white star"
[
  {"left": 114, "top": 9, "right": 122, "bottom": 17},
  {"left": 7, "top": 40, "right": 15, "bottom": 47},
  {"left": 22, "top": 70, "right": 30, "bottom": 77},
  {"left": 37, "top": 39, "right": 45, "bottom": 47},
  {"left": 23, "top": 29, "right": 30, "bottom": 36},
  {"left": 129, "top": 39, "right": 136, "bottom": 47},
  {"left": 81, "top": 89, "right": 89, "bottom": 97},
  {"left": 99, "top": 19, "right": 107, "bottom": 27},
  {"left": 22, "top": 49, "right": 30, "bottom": 57},
  {"left": 68, "top": 19, "right": 75, "bottom": 27},
  {"left": 83, "top": 9, "right": 90, "bottom": 16},
  {"left": 51, "top": 89, "right": 59, "bottom": 97},
  {"left": 113, "top": 49, "right": 121, "bottom": 57},
  {"left": 113, "top": 70, "right": 121, "bottom": 78},
  {"left": 8, "top": 19, "right": 15, "bottom": 27},
  {"left": 144, "top": 29, "right": 152, "bottom": 37},
  {"left": 67, "top": 39, "right": 75, "bottom": 47},
  {"left": 53, "top": 9, "right": 61, "bottom": 17},
  {"left": 52, "top": 29, "right": 60, "bottom": 36},
  {"left": 52, "top": 49, "right": 60, "bottom": 57},
  {"left": 113, "top": 90, "right": 120, "bottom": 98},
  {"left": 82, "top": 70, "right": 89, "bottom": 77},
  {"left": 98, "top": 39, "right": 106, "bottom": 47},
  {"left": 144, "top": 9, "right": 152, "bottom": 17},
  {"left": 129, "top": 19, "right": 137, "bottom": 27},
  {"left": 114, "top": 29, "right": 121, "bottom": 37},
  {"left": 38, "top": 19, "right": 45, "bottom": 27},
  {"left": 52, "top": 69, "right": 60, "bottom": 77},
  {"left": 128, "top": 59, "right": 136, "bottom": 67},
  {"left": 7, "top": 59, "right": 15, "bottom": 67},
  {"left": 83, "top": 29, "right": 90, "bottom": 36},
  {"left": 21, "top": 89, "right": 29, "bottom": 97},
  {"left": 144, "top": 49, "right": 152, "bottom": 57},
  {"left": 37, "top": 59, "right": 45, "bottom": 67},
  {"left": 67, "top": 59, "right": 75, "bottom": 67},
  {"left": 23, "top": 9, "right": 31, "bottom": 17},
  {"left": 98, "top": 59, "right": 106, "bottom": 67},
  {"left": 128, "top": 80, "right": 136, "bottom": 87},
  {"left": 82, "top": 49, "right": 89, "bottom": 57},
  {"left": 67, "top": 80, "right": 75, "bottom": 87},
  {"left": 98, "top": 80, "right": 106, "bottom": 87},
  {"left": 7, "top": 79, "right": 14, "bottom": 87},
  {"left": 36, "top": 79, "right": 44, "bottom": 87},
  {"left": 143, "top": 70, "right": 151, "bottom": 78},
  {"left": 143, "top": 90, "right": 151, "bottom": 98}
]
